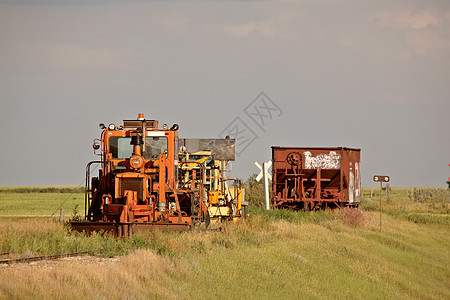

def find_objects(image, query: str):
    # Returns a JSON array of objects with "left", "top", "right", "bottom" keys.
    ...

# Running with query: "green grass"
[
  {"left": 180, "top": 220, "right": 448, "bottom": 299},
  {"left": 0, "top": 218, "right": 186, "bottom": 258},
  {"left": 0, "top": 191, "right": 84, "bottom": 216},
  {"left": 0, "top": 185, "right": 84, "bottom": 193},
  {"left": 0, "top": 187, "right": 448, "bottom": 299},
  {"left": 361, "top": 187, "right": 449, "bottom": 226}
]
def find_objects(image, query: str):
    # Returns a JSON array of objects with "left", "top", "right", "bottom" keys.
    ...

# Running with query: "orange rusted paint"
[{"left": 71, "top": 114, "right": 207, "bottom": 236}]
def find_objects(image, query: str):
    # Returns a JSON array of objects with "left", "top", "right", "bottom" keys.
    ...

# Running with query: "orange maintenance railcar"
[{"left": 71, "top": 114, "right": 209, "bottom": 236}]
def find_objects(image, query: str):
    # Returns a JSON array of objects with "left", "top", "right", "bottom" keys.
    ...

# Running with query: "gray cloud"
[
  {"left": 0, "top": 0, "right": 448, "bottom": 187},
  {"left": 0, "top": 0, "right": 266, "bottom": 5}
]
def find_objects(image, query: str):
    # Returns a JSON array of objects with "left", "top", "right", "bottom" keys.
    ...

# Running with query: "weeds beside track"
[{"left": 0, "top": 187, "right": 448, "bottom": 299}]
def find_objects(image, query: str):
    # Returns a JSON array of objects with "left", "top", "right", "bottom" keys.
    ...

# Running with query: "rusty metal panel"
[
  {"left": 69, "top": 222, "right": 116, "bottom": 235},
  {"left": 117, "top": 177, "right": 144, "bottom": 201},
  {"left": 122, "top": 120, "right": 158, "bottom": 130},
  {"left": 182, "top": 138, "right": 235, "bottom": 161},
  {"left": 271, "top": 146, "right": 361, "bottom": 210}
]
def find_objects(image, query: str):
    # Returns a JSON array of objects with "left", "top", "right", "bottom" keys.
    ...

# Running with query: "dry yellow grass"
[
  {"left": 1, "top": 210, "right": 448, "bottom": 299},
  {"left": 0, "top": 190, "right": 449, "bottom": 299},
  {"left": 1, "top": 250, "right": 183, "bottom": 299}
]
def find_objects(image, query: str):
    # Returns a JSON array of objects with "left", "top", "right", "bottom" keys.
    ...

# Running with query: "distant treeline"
[{"left": 0, "top": 186, "right": 84, "bottom": 193}]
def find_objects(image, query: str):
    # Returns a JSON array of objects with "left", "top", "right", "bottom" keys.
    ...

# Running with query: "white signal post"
[{"left": 255, "top": 161, "right": 272, "bottom": 210}]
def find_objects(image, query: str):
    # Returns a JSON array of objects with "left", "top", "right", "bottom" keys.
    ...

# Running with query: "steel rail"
[{"left": 0, "top": 251, "right": 91, "bottom": 265}]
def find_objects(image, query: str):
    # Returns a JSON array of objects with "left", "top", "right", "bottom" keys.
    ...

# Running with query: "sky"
[{"left": 0, "top": 0, "right": 449, "bottom": 187}]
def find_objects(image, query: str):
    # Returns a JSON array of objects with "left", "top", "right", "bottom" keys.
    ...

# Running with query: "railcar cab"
[{"left": 90, "top": 114, "right": 181, "bottom": 221}]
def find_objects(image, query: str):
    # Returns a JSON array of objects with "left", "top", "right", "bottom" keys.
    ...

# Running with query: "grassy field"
[
  {"left": 0, "top": 187, "right": 448, "bottom": 299},
  {"left": 0, "top": 186, "right": 84, "bottom": 216}
]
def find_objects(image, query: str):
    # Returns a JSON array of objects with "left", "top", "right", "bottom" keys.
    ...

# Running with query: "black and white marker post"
[{"left": 373, "top": 175, "right": 390, "bottom": 232}]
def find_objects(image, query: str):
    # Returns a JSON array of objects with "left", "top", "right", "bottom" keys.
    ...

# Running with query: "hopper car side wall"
[{"left": 271, "top": 147, "right": 361, "bottom": 210}]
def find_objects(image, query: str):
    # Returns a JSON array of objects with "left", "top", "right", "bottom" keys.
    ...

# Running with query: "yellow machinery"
[{"left": 178, "top": 150, "right": 246, "bottom": 222}]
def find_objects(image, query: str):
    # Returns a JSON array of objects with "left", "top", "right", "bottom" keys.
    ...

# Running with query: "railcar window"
[
  {"left": 145, "top": 137, "right": 168, "bottom": 159},
  {"left": 109, "top": 136, "right": 168, "bottom": 159}
]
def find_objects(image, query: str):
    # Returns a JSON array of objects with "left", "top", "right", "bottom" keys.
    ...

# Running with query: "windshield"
[{"left": 109, "top": 136, "right": 168, "bottom": 159}]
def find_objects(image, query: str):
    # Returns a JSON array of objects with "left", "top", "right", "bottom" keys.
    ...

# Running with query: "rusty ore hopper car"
[{"left": 272, "top": 147, "right": 361, "bottom": 210}]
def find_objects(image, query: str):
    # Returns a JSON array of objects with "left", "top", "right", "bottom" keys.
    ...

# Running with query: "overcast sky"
[{"left": 0, "top": 0, "right": 449, "bottom": 187}]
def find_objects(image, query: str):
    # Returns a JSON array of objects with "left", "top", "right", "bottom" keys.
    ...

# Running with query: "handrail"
[{"left": 85, "top": 161, "right": 101, "bottom": 220}]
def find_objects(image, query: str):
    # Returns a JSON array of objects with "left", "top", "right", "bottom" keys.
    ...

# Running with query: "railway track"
[{"left": 0, "top": 251, "right": 90, "bottom": 265}]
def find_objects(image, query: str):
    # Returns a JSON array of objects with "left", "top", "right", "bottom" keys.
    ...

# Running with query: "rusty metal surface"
[
  {"left": 272, "top": 147, "right": 361, "bottom": 210},
  {"left": 122, "top": 120, "right": 158, "bottom": 130},
  {"left": 182, "top": 138, "right": 235, "bottom": 161},
  {"left": 70, "top": 222, "right": 117, "bottom": 234}
]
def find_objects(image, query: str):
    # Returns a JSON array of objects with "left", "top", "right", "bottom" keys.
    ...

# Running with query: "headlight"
[
  {"left": 130, "top": 155, "right": 145, "bottom": 169},
  {"left": 108, "top": 123, "right": 115, "bottom": 130}
]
